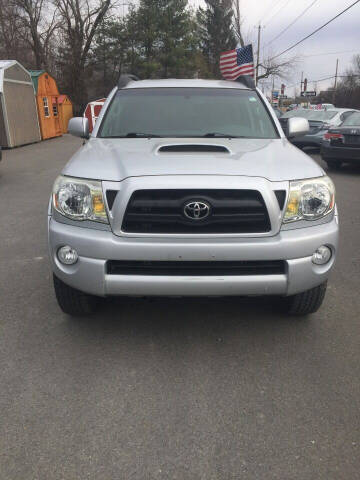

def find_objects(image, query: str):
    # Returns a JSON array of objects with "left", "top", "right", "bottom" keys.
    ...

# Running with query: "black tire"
[
  {"left": 285, "top": 282, "right": 327, "bottom": 316},
  {"left": 53, "top": 274, "right": 99, "bottom": 316},
  {"left": 326, "top": 159, "right": 342, "bottom": 170}
]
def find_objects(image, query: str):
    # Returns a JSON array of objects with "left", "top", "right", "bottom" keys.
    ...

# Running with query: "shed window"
[
  {"left": 43, "top": 97, "right": 50, "bottom": 117},
  {"left": 53, "top": 104, "right": 58, "bottom": 117}
]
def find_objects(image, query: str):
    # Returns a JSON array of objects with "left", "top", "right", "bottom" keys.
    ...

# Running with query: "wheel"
[
  {"left": 53, "top": 274, "right": 99, "bottom": 316},
  {"left": 326, "top": 159, "right": 342, "bottom": 170},
  {"left": 285, "top": 282, "right": 327, "bottom": 316}
]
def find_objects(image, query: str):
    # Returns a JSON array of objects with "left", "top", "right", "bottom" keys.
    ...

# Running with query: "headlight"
[
  {"left": 283, "top": 176, "right": 335, "bottom": 223},
  {"left": 52, "top": 176, "right": 108, "bottom": 223}
]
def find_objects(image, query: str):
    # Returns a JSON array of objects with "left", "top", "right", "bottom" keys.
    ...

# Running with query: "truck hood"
[{"left": 62, "top": 137, "right": 324, "bottom": 182}]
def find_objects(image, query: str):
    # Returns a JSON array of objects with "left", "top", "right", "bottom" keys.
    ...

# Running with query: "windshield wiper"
[
  {"left": 124, "top": 132, "right": 161, "bottom": 138},
  {"left": 203, "top": 132, "right": 245, "bottom": 138}
]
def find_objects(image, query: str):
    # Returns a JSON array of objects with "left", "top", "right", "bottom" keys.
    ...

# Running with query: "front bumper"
[{"left": 48, "top": 216, "right": 339, "bottom": 297}]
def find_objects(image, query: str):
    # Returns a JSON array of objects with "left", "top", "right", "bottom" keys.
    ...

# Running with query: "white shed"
[{"left": 0, "top": 60, "right": 41, "bottom": 148}]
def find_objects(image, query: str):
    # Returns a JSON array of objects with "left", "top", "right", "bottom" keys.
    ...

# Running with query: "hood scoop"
[{"left": 157, "top": 144, "right": 230, "bottom": 154}]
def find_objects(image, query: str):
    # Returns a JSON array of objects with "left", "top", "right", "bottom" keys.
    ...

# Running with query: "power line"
[
  {"left": 269, "top": 0, "right": 360, "bottom": 61},
  {"left": 264, "top": 0, "right": 294, "bottom": 27},
  {"left": 285, "top": 76, "right": 334, "bottom": 89},
  {"left": 259, "top": 0, "right": 284, "bottom": 24},
  {"left": 269, "top": 72, "right": 360, "bottom": 99},
  {"left": 302, "top": 49, "right": 358, "bottom": 58},
  {"left": 265, "top": 0, "right": 319, "bottom": 47},
  {"left": 280, "top": 73, "right": 360, "bottom": 90}
]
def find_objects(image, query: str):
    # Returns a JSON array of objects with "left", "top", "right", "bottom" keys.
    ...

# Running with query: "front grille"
[
  {"left": 274, "top": 190, "right": 286, "bottom": 210},
  {"left": 122, "top": 189, "right": 271, "bottom": 234},
  {"left": 106, "top": 190, "right": 118, "bottom": 210},
  {"left": 106, "top": 260, "right": 286, "bottom": 276}
]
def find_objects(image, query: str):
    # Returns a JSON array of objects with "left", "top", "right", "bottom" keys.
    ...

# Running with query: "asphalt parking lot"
[{"left": 0, "top": 135, "right": 359, "bottom": 479}]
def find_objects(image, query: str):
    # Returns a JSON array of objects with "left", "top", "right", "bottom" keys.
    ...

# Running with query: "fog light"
[
  {"left": 312, "top": 245, "right": 332, "bottom": 265},
  {"left": 57, "top": 246, "right": 78, "bottom": 265}
]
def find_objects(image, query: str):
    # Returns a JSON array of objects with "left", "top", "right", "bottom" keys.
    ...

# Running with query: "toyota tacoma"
[{"left": 48, "top": 76, "right": 339, "bottom": 316}]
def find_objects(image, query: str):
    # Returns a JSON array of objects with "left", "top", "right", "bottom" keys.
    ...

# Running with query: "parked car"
[
  {"left": 321, "top": 111, "right": 360, "bottom": 169},
  {"left": 279, "top": 108, "right": 357, "bottom": 149},
  {"left": 271, "top": 106, "right": 283, "bottom": 118},
  {"left": 286, "top": 104, "right": 299, "bottom": 111},
  {"left": 48, "top": 76, "right": 338, "bottom": 317},
  {"left": 308, "top": 103, "right": 335, "bottom": 110}
]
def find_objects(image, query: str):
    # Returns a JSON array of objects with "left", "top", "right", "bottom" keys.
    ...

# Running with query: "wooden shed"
[
  {"left": 30, "top": 70, "right": 62, "bottom": 140},
  {"left": 84, "top": 98, "right": 106, "bottom": 132},
  {"left": 0, "top": 60, "right": 41, "bottom": 148},
  {"left": 58, "top": 95, "right": 73, "bottom": 133}
]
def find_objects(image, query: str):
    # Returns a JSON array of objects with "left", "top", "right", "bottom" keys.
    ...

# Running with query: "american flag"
[{"left": 220, "top": 44, "right": 254, "bottom": 81}]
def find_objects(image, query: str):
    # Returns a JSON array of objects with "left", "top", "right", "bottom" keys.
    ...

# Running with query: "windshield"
[
  {"left": 342, "top": 112, "right": 360, "bottom": 126},
  {"left": 281, "top": 109, "right": 337, "bottom": 121},
  {"left": 281, "top": 109, "right": 310, "bottom": 118},
  {"left": 306, "top": 110, "right": 338, "bottom": 121},
  {"left": 99, "top": 88, "right": 279, "bottom": 139}
]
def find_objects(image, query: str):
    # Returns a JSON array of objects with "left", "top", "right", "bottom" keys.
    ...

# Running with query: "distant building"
[
  {"left": 57, "top": 95, "right": 73, "bottom": 134},
  {"left": 84, "top": 98, "right": 106, "bottom": 133}
]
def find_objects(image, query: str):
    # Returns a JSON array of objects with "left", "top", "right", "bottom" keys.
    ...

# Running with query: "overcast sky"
[{"left": 189, "top": 0, "right": 360, "bottom": 96}]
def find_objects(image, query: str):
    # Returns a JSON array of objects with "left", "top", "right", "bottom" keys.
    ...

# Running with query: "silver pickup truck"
[{"left": 48, "top": 76, "right": 338, "bottom": 316}]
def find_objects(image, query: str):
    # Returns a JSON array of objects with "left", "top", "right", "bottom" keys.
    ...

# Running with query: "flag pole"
[{"left": 255, "top": 24, "right": 261, "bottom": 86}]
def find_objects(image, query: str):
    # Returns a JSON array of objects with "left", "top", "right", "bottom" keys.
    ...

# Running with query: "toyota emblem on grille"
[{"left": 184, "top": 201, "right": 211, "bottom": 220}]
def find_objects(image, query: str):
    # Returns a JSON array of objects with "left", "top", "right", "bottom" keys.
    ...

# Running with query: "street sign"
[
  {"left": 301, "top": 91, "right": 316, "bottom": 97},
  {"left": 272, "top": 90, "right": 279, "bottom": 99}
]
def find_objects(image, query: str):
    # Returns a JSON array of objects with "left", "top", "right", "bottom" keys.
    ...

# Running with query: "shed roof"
[
  {"left": 0, "top": 60, "right": 16, "bottom": 69},
  {"left": 58, "top": 94, "right": 72, "bottom": 104},
  {"left": 0, "top": 60, "right": 33, "bottom": 94},
  {"left": 29, "top": 70, "right": 45, "bottom": 93}
]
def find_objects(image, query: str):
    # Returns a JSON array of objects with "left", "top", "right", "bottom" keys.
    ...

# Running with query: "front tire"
[
  {"left": 53, "top": 275, "right": 99, "bottom": 316},
  {"left": 285, "top": 282, "right": 327, "bottom": 316}
]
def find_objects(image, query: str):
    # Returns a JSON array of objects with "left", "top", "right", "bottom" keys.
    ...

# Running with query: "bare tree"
[
  {"left": 257, "top": 54, "right": 298, "bottom": 81},
  {"left": 0, "top": 1, "right": 31, "bottom": 62},
  {"left": 53, "top": 0, "right": 113, "bottom": 108},
  {"left": 11, "top": 0, "right": 59, "bottom": 69}
]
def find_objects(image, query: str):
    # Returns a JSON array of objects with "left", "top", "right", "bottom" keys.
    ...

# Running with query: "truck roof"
[{"left": 123, "top": 78, "right": 252, "bottom": 90}]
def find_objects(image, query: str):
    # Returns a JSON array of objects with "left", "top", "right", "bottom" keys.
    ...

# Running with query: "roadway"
[{"left": 0, "top": 136, "right": 359, "bottom": 479}]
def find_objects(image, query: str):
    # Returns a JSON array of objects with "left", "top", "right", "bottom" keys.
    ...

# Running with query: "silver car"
[
  {"left": 280, "top": 108, "right": 357, "bottom": 149},
  {"left": 48, "top": 77, "right": 339, "bottom": 316}
]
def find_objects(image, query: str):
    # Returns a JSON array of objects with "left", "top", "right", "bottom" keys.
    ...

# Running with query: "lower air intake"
[{"left": 106, "top": 260, "right": 286, "bottom": 276}]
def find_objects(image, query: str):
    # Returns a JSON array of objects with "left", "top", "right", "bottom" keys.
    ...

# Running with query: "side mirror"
[
  {"left": 68, "top": 117, "right": 89, "bottom": 139},
  {"left": 287, "top": 117, "right": 309, "bottom": 138}
]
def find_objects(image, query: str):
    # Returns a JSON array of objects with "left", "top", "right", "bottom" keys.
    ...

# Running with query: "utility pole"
[
  {"left": 332, "top": 58, "right": 339, "bottom": 105},
  {"left": 300, "top": 71, "right": 304, "bottom": 93},
  {"left": 255, "top": 24, "right": 261, "bottom": 86},
  {"left": 121, "top": 2, "right": 130, "bottom": 16}
]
